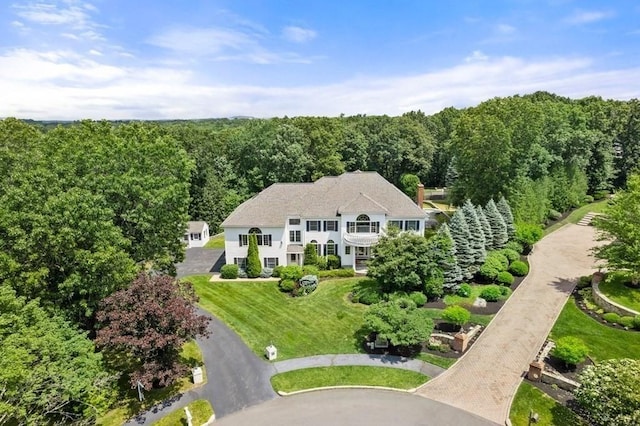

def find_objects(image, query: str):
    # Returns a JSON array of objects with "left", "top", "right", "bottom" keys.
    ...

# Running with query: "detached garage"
[{"left": 184, "top": 221, "right": 210, "bottom": 248}]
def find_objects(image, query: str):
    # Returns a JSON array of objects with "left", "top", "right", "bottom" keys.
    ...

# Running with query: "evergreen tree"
[
  {"left": 448, "top": 209, "right": 475, "bottom": 279},
  {"left": 497, "top": 196, "right": 516, "bottom": 239},
  {"left": 303, "top": 242, "right": 318, "bottom": 266},
  {"left": 435, "top": 224, "right": 463, "bottom": 290},
  {"left": 461, "top": 199, "right": 487, "bottom": 266},
  {"left": 476, "top": 205, "right": 494, "bottom": 250},
  {"left": 485, "top": 199, "right": 508, "bottom": 249},
  {"left": 246, "top": 233, "right": 262, "bottom": 278}
]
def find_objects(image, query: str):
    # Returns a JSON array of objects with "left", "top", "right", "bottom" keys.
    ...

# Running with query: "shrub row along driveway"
[{"left": 417, "top": 224, "right": 602, "bottom": 424}]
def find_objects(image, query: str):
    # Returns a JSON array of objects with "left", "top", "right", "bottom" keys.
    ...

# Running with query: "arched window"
[
  {"left": 248, "top": 227, "right": 262, "bottom": 234},
  {"left": 310, "top": 239, "right": 319, "bottom": 255},
  {"left": 356, "top": 214, "right": 370, "bottom": 221},
  {"left": 356, "top": 214, "right": 372, "bottom": 233},
  {"left": 326, "top": 239, "right": 337, "bottom": 256}
]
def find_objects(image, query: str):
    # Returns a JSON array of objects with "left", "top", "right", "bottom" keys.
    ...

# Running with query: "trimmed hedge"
[
  {"left": 279, "top": 265, "right": 304, "bottom": 281},
  {"left": 509, "top": 260, "right": 529, "bottom": 276},
  {"left": 480, "top": 285, "right": 503, "bottom": 302},
  {"left": 318, "top": 268, "right": 356, "bottom": 278},
  {"left": 497, "top": 271, "right": 515, "bottom": 285},
  {"left": 603, "top": 312, "right": 621, "bottom": 324},
  {"left": 220, "top": 264, "right": 239, "bottom": 279},
  {"left": 279, "top": 279, "right": 296, "bottom": 292},
  {"left": 441, "top": 305, "right": 471, "bottom": 327}
]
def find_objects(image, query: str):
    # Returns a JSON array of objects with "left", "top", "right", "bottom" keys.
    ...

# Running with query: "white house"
[
  {"left": 184, "top": 221, "right": 210, "bottom": 248},
  {"left": 221, "top": 171, "right": 429, "bottom": 270}
]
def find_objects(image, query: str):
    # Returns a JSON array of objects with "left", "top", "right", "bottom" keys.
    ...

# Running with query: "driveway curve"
[{"left": 417, "top": 224, "right": 601, "bottom": 424}]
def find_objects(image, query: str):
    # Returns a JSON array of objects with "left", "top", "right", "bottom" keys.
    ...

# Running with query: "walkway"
[
  {"left": 273, "top": 353, "right": 445, "bottom": 378},
  {"left": 417, "top": 224, "right": 601, "bottom": 424}
]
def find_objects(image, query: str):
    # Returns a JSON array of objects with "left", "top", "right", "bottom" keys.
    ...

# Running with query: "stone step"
[{"left": 577, "top": 212, "right": 598, "bottom": 226}]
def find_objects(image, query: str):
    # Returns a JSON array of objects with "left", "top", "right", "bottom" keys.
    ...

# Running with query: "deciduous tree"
[{"left": 363, "top": 298, "right": 434, "bottom": 347}]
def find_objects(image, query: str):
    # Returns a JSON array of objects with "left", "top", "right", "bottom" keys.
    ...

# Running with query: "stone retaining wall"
[{"left": 592, "top": 273, "right": 640, "bottom": 317}]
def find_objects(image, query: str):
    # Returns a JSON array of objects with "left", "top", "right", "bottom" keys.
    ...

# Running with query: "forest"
[{"left": 1, "top": 91, "right": 639, "bottom": 423}]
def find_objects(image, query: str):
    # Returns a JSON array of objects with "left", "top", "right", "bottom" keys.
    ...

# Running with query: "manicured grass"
[
  {"left": 509, "top": 382, "right": 585, "bottom": 426},
  {"left": 550, "top": 298, "right": 640, "bottom": 361},
  {"left": 423, "top": 307, "right": 494, "bottom": 327},
  {"left": 204, "top": 233, "right": 225, "bottom": 249},
  {"left": 544, "top": 199, "right": 609, "bottom": 236},
  {"left": 599, "top": 271, "right": 640, "bottom": 313},
  {"left": 188, "top": 276, "right": 371, "bottom": 360},
  {"left": 97, "top": 340, "right": 205, "bottom": 426},
  {"left": 416, "top": 352, "right": 457, "bottom": 369},
  {"left": 270, "top": 366, "right": 428, "bottom": 392},
  {"left": 153, "top": 399, "right": 214, "bottom": 426}
]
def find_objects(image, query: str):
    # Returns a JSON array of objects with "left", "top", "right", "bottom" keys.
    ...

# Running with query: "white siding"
[{"left": 224, "top": 227, "right": 286, "bottom": 267}]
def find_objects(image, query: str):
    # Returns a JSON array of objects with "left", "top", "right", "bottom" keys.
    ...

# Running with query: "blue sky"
[{"left": 1, "top": 0, "right": 639, "bottom": 119}]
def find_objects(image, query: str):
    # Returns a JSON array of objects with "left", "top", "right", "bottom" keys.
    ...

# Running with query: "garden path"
[{"left": 417, "top": 224, "right": 602, "bottom": 424}]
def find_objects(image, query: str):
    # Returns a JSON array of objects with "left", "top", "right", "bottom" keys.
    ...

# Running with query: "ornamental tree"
[
  {"left": 485, "top": 199, "right": 508, "bottom": 249},
  {"left": 593, "top": 174, "right": 640, "bottom": 285},
  {"left": 575, "top": 358, "right": 640, "bottom": 426},
  {"left": 96, "top": 273, "right": 210, "bottom": 390},
  {"left": 363, "top": 298, "right": 434, "bottom": 347},
  {"left": 497, "top": 196, "right": 516, "bottom": 239},
  {"left": 246, "top": 233, "right": 262, "bottom": 278}
]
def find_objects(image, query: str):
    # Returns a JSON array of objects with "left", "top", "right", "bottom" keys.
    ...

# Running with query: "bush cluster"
[
  {"left": 456, "top": 283, "right": 472, "bottom": 298},
  {"left": 496, "top": 271, "right": 514, "bottom": 285},
  {"left": 441, "top": 305, "right": 471, "bottom": 327},
  {"left": 480, "top": 285, "right": 503, "bottom": 302},
  {"left": 220, "top": 264, "right": 239, "bottom": 279},
  {"left": 508, "top": 260, "right": 529, "bottom": 276},
  {"left": 302, "top": 265, "right": 319, "bottom": 276},
  {"left": 279, "top": 279, "right": 296, "bottom": 292},
  {"left": 504, "top": 241, "right": 524, "bottom": 254},
  {"left": 409, "top": 291, "right": 427, "bottom": 307},
  {"left": 479, "top": 251, "right": 509, "bottom": 281},
  {"left": 602, "top": 312, "right": 621, "bottom": 324},
  {"left": 326, "top": 255, "right": 341, "bottom": 270},
  {"left": 279, "top": 265, "right": 304, "bottom": 281},
  {"left": 316, "top": 256, "right": 328, "bottom": 270},
  {"left": 272, "top": 265, "right": 284, "bottom": 278},
  {"left": 499, "top": 248, "right": 520, "bottom": 263},
  {"left": 318, "top": 268, "right": 355, "bottom": 278}
]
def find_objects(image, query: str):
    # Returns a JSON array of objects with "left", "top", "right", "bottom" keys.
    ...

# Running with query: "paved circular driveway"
[
  {"left": 214, "top": 389, "right": 497, "bottom": 426},
  {"left": 176, "top": 247, "right": 224, "bottom": 277}
]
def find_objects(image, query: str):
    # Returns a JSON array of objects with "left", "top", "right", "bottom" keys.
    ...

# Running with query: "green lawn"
[
  {"left": 416, "top": 352, "right": 457, "bottom": 369},
  {"left": 188, "top": 276, "right": 371, "bottom": 360},
  {"left": 599, "top": 271, "right": 640, "bottom": 313},
  {"left": 544, "top": 199, "right": 609, "bottom": 236},
  {"left": 204, "top": 233, "right": 225, "bottom": 249},
  {"left": 153, "top": 399, "right": 214, "bottom": 426},
  {"left": 97, "top": 341, "right": 204, "bottom": 426},
  {"left": 270, "top": 366, "right": 428, "bottom": 392},
  {"left": 509, "top": 382, "right": 585, "bottom": 426},
  {"left": 550, "top": 298, "right": 640, "bottom": 361}
]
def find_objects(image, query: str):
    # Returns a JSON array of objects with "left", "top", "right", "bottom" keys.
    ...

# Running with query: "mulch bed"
[{"left": 574, "top": 287, "right": 640, "bottom": 332}]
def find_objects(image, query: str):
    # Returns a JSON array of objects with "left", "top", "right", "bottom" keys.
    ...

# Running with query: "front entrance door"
[
  {"left": 355, "top": 246, "right": 370, "bottom": 270},
  {"left": 288, "top": 253, "right": 300, "bottom": 266}
]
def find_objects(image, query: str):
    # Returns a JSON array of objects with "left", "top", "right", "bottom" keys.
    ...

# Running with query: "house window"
[
  {"left": 239, "top": 228, "right": 272, "bottom": 246},
  {"left": 184, "top": 234, "right": 189, "bottom": 241},
  {"left": 257, "top": 234, "right": 272, "bottom": 246},
  {"left": 289, "top": 218, "right": 301, "bottom": 225},
  {"left": 191, "top": 233, "right": 201, "bottom": 240},
  {"left": 405, "top": 220, "right": 420, "bottom": 231},
  {"left": 289, "top": 230, "right": 301, "bottom": 243},
  {"left": 264, "top": 257, "right": 279, "bottom": 268},
  {"left": 347, "top": 215, "right": 380, "bottom": 234},
  {"left": 345, "top": 246, "right": 351, "bottom": 255},
  {"left": 324, "top": 240, "right": 338, "bottom": 256},
  {"left": 324, "top": 220, "right": 339, "bottom": 232},
  {"left": 234, "top": 258, "right": 247, "bottom": 269},
  {"left": 310, "top": 239, "right": 320, "bottom": 255},
  {"left": 239, "top": 234, "right": 248, "bottom": 246},
  {"left": 306, "top": 220, "right": 321, "bottom": 231},
  {"left": 387, "top": 220, "right": 403, "bottom": 230}
]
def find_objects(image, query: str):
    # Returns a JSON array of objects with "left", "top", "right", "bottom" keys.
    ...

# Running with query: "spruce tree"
[
  {"left": 303, "top": 242, "right": 318, "bottom": 266},
  {"left": 461, "top": 199, "right": 487, "bottom": 266},
  {"left": 246, "top": 233, "right": 262, "bottom": 278},
  {"left": 448, "top": 209, "right": 475, "bottom": 279},
  {"left": 497, "top": 196, "right": 516, "bottom": 239},
  {"left": 476, "top": 205, "right": 494, "bottom": 250},
  {"left": 485, "top": 199, "right": 508, "bottom": 249},
  {"left": 435, "top": 224, "right": 463, "bottom": 290}
]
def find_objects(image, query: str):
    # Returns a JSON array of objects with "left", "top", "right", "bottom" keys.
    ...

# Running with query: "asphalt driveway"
[{"left": 176, "top": 248, "right": 225, "bottom": 278}]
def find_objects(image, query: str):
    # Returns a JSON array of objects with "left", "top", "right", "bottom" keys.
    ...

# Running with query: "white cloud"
[
  {"left": 496, "top": 24, "right": 516, "bottom": 34},
  {"left": 564, "top": 10, "right": 614, "bottom": 25},
  {"left": 13, "top": 1, "right": 94, "bottom": 27},
  {"left": 282, "top": 26, "right": 317, "bottom": 43},
  {"left": 1, "top": 48, "right": 638, "bottom": 120},
  {"left": 465, "top": 50, "right": 488, "bottom": 62}
]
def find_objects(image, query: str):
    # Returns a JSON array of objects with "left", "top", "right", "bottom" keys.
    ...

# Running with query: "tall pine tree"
[
  {"left": 435, "top": 224, "right": 463, "bottom": 290},
  {"left": 476, "top": 205, "right": 493, "bottom": 250},
  {"left": 246, "top": 233, "right": 262, "bottom": 278},
  {"left": 485, "top": 199, "right": 508, "bottom": 249},
  {"left": 462, "top": 199, "right": 487, "bottom": 266},
  {"left": 497, "top": 196, "right": 516, "bottom": 239},
  {"left": 448, "top": 209, "right": 475, "bottom": 279}
]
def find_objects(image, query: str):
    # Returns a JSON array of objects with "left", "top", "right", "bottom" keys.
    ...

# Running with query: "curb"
[
  {"left": 201, "top": 413, "right": 216, "bottom": 425},
  {"left": 277, "top": 385, "right": 419, "bottom": 397}
]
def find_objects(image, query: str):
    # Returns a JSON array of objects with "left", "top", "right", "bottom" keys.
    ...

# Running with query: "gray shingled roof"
[
  {"left": 187, "top": 221, "right": 208, "bottom": 233},
  {"left": 221, "top": 171, "right": 426, "bottom": 228}
]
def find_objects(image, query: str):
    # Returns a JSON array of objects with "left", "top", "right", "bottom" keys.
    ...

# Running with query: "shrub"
[
  {"left": 582, "top": 195, "right": 594, "bottom": 204},
  {"left": 279, "top": 279, "right": 296, "bottom": 292},
  {"left": 480, "top": 285, "right": 503, "bottom": 302},
  {"left": 479, "top": 252, "right": 508, "bottom": 281},
  {"left": 238, "top": 269, "right": 248, "bottom": 278},
  {"left": 424, "top": 274, "right": 444, "bottom": 300},
  {"left": 326, "top": 255, "right": 341, "bottom": 270},
  {"left": 548, "top": 209, "right": 563, "bottom": 221},
  {"left": 409, "top": 291, "right": 427, "bottom": 307},
  {"left": 220, "top": 264, "right": 239, "bottom": 279},
  {"left": 593, "top": 190, "right": 609, "bottom": 200},
  {"left": 509, "top": 260, "right": 529, "bottom": 276},
  {"left": 279, "top": 265, "right": 303, "bottom": 281},
  {"left": 457, "top": 283, "right": 472, "bottom": 298},
  {"left": 603, "top": 312, "right": 621, "bottom": 324},
  {"left": 619, "top": 316, "right": 635, "bottom": 328},
  {"left": 352, "top": 287, "right": 382, "bottom": 305},
  {"left": 302, "top": 265, "right": 319, "bottom": 276},
  {"left": 303, "top": 243, "right": 318, "bottom": 266},
  {"left": 499, "top": 248, "right": 520, "bottom": 263},
  {"left": 316, "top": 256, "right": 328, "bottom": 270},
  {"left": 552, "top": 336, "right": 589, "bottom": 366},
  {"left": 576, "top": 275, "right": 592, "bottom": 289},
  {"left": 515, "top": 223, "right": 543, "bottom": 250},
  {"left": 504, "top": 241, "right": 524, "bottom": 254},
  {"left": 318, "top": 269, "right": 356, "bottom": 278},
  {"left": 272, "top": 265, "right": 284, "bottom": 278},
  {"left": 246, "top": 234, "right": 262, "bottom": 278},
  {"left": 499, "top": 286, "right": 510, "bottom": 296},
  {"left": 260, "top": 268, "right": 273, "bottom": 278},
  {"left": 497, "top": 271, "right": 514, "bottom": 285},
  {"left": 441, "top": 305, "right": 471, "bottom": 328}
]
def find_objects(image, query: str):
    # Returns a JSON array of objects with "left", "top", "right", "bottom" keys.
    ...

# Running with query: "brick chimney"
[{"left": 416, "top": 183, "right": 424, "bottom": 207}]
